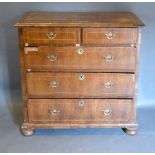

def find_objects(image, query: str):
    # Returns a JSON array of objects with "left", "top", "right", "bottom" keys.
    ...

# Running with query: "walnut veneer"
[{"left": 15, "top": 12, "right": 144, "bottom": 136}]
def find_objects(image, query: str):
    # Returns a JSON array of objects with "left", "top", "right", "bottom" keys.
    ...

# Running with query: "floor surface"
[{"left": 0, "top": 90, "right": 155, "bottom": 153}]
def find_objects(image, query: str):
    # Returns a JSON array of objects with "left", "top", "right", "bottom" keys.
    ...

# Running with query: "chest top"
[{"left": 15, "top": 12, "right": 144, "bottom": 27}]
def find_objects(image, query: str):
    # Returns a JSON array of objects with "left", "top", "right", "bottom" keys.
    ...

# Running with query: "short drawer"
[
  {"left": 83, "top": 28, "right": 138, "bottom": 46},
  {"left": 23, "top": 28, "right": 80, "bottom": 46},
  {"left": 27, "top": 72, "right": 135, "bottom": 98},
  {"left": 27, "top": 99, "right": 133, "bottom": 123},
  {"left": 25, "top": 46, "right": 136, "bottom": 72}
]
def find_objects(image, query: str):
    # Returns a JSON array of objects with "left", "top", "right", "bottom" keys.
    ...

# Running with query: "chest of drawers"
[{"left": 15, "top": 12, "right": 144, "bottom": 136}]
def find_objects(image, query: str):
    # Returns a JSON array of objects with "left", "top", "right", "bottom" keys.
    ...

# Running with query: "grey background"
[{"left": 0, "top": 2, "right": 155, "bottom": 153}]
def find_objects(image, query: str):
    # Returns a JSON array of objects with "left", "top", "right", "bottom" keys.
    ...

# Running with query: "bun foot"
[
  {"left": 20, "top": 126, "right": 35, "bottom": 136},
  {"left": 122, "top": 128, "right": 138, "bottom": 136}
]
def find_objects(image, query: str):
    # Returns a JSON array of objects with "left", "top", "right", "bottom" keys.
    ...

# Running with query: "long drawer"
[
  {"left": 23, "top": 28, "right": 80, "bottom": 46},
  {"left": 27, "top": 99, "right": 133, "bottom": 123},
  {"left": 27, "top": 72, "right": 135, "bottom": 98},
  {"left": 83, "top": 28, "right": 138, "bottom": 45},
  {"left": 25, "top": 46, "right": 136, "bottom": 72}
]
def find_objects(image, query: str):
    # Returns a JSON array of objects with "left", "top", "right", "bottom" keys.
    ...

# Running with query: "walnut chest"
[{"left": 15, "top": 12, "right": 144, "bottom": 136}]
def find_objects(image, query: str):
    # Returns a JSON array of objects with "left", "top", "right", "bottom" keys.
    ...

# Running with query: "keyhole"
[
  {"left": 79, "top": 100, "right": 85, "bottom": 107},
  {"left": 79, "top": 74, "right": 85, "bottom": 80},
  {"left": 77, "top": 48, "right": 84, "bottom": 55}
]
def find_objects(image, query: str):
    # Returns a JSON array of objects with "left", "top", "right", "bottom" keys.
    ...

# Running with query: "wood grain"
[
  {"left": 23, "top": 27, "right": 80, "bottom": 46},
  {"left": 15, "top": 12, "right": 145, "bottom": 27},
  {"left": 26, "top": 72, "right": 135, "bottom": 98},
  {"left": 83, "top": 28, "right": 138, "bottom": 46},
  {"left": 27, "top": 99, "right": 133, "bottom": 123},
  {"left": 25, "top": 46, "right": 136, "bottom": 72},
  {"left": 16, "top": 12, "right": 144, "bottom": 135},
  {"left": 18, "top": 28, "right": 29, "bottom": 122}
]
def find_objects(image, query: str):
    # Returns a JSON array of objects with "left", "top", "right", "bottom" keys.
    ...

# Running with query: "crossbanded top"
[{"left": 15, "top": 12, "right": 145, "bottom": 27}]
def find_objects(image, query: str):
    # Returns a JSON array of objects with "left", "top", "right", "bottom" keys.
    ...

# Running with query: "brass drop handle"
[
  {"left": 105, "top": 32, "right": 115, "bottom": 40},
  {"left": 49, "top": 81, "right": 59, "bottom": 88},
  {"left": 104, "top": 55, "right": 113, "bottom": 62},
  {"left": 77, "top": 48, "right": 84, "bottom": 55},
  {"left": 104, "top": 81, "right": 113, "bottom": 89},
  {"left": 47, "top": 32, "right": 57, "bottom": 40},
  {"left": 101, "top": 108, "right": 112, "bottom": 116},
  {"left": 48, "top": 109, "right": 61, "bottom": 116},
  {"left": 47, "top": 55, "right": 57, "bottom": 62}
]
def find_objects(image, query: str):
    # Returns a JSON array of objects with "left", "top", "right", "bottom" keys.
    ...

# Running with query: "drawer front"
[
  {"left": 23, "top": 28, "right": 80, "bottom": 46},
  {"left": 25, "top": 46, "right": 136, "bottom": 72},
  {"left": 27, "top": 73, "right": 134, "bottom": 98},
  {"left": 28, "top": 99, "right": 133, "bottom": 123},
  {"left": 83, "top": 28, "right": 137, "bottom": 45}
]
